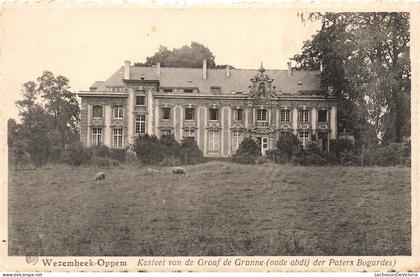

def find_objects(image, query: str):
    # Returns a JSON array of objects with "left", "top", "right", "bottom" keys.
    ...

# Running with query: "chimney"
[
  {"left": 287, "top": 61, "right": 292, "bottom": 77},
  {"left": 156, "top": 62, "right": 161, "bottom": 77},
  {"left": 202, "top": 59, "right": 207, "bottom": 80},
  {"left": 225, "top": 65, "right": 230, "bottom": 78},
  {"left": 124, "top": 60, "right": 130, "bottom": 80}
]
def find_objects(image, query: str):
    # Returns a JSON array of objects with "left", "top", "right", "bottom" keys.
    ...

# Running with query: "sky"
[{"left": 1, "top": 5, "right": 320, "bottom": 120}]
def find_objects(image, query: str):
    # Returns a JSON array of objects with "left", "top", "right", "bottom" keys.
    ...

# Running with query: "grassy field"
[{"left": 8, "top": 162, "right": 410, "bottom": 256}]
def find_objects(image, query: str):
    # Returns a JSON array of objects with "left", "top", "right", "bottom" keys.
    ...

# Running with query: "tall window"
[
  {"left": 162, "top": 107, "right": 171, "bottom": 120},
  {"left": 92, "top": 105, "right": 103, "bottom": 118},
  {"left": 185, "top": 108, "right": 195, "bottom": 120},
  {"left": 280, "top": 109, "right": 291, "bottom": 122},
  {"left": 232, "top": 131, "right": 242, "bottom": 152},
  {"left": 299, "top": 131, "right": 310, "bottom": 149},
  {"left": 318, "top": 110, "right": 328, "bottom": 123},
  {"left": 113, "top": 106, "right": 124, "bottom": 119},
  {"left": 299, "top": 109, "right": 309, "bottom": 122},
  {"left": 113, "top": 129, "right": 123, "bottom": 148},
  {"left": 257, "top": 109, "right": 267, "bottom": 121},
  {"left": 91, "top": 128, "right": 102, "bottom": 146},
  {"left": 135, "top": 115, "right": 146, "bottom": 134},
  {"left": 136, "top": 96, "right": 145, "bottom": 106},
  {"left": 233, "top": 109, "right": 243, "bottom": 121},
  {"left": 209, "top": 131, "right": 220, "bottom": 151},
  {"left": 209, "top": 108, "right": 219, "bottom": 121},
  {"left": 184, "top": 129, "right": 195, "bottom": 138}
]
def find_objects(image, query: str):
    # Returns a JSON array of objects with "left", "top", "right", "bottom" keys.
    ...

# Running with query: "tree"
[
  {"left": 232, "top": 137, "right": 261, "bottom": 164},
  {"left": 14, "top": 71, "right": 80, "bottom": 166},
  {"left": 139, "top": 42, "right": 217, "bottom": 68},
  {"left": 292, "top": 12, "right": 410, "bottom": 144},
  {"left": 179, "top": 137, "right": 204, "bottom": 164}
]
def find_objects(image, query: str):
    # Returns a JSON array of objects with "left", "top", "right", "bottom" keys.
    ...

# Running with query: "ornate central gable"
[{"left": 247, "top": 63, "right": 278, "bottom": 103}]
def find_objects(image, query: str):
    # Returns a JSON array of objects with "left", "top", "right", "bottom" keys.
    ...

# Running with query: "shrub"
[
  {"left": 27, "top": 130, "right": 53, "bottom": 167},
  {"left": 160, "top": 134, "right": 181, "bottom": 159},
  {"left": 179, "top": 137, "right": 204, "bottom": 165},
  {"left": 232, "top": 137, "right": 261, "bottom": 164},
  {"left": 293, "top": 142, "right": 327, "bottom": 166},
  {"left": 91, "top": 145, "right": 110, "bottom": 158},
  {"left": 109, "top": 149, "right": 126, "bottom": 163},
  {"left": 62, "top": 141, "right": 93, "bottom": 167},
  {"left": 363, "top": 142, "right": 409, "bottom": 166},
  {"left": 275, "top": 133, "right": 300, "bottom": 163},
  {"left": 92, "top": 156, "right": 120, "bottom": 168},
  {"left": 133, "top": 134, "right": 164, "bottom": 164},
  {"left": 159, "top": 157, "right": 183, "bottom": 167}
]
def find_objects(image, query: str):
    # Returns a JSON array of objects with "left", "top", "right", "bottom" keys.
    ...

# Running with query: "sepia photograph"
[{"left": 1, "top": 5, "right": 414, "bottom": 269}]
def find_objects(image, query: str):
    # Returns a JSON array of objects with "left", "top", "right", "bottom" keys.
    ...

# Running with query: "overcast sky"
[{"left": 1, "top": 5, "right": 320, "bottom": 120}]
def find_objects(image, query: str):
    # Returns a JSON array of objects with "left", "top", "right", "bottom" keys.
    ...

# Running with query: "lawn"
[{"left": 8, "top": 162, "right": 411, "bottom": 256}]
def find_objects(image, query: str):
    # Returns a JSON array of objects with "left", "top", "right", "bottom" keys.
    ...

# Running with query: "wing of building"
[{"left": 78, "top": 60, "right": 338, "bottom": 157}]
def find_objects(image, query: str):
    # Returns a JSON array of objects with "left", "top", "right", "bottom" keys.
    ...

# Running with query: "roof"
[{"left": 89, "top": 65, "right": 323, "bottom": 95}]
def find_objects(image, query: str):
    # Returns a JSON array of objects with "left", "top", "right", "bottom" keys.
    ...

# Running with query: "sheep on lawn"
[
  {"left": 172, "top": 167, "right": 187, "bottom": 177},
  {"left": 95, "top": 171, "right": 106, "bottom": 181}
]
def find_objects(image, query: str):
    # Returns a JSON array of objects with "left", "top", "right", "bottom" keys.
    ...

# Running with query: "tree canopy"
[
  {"left": 12, "top": 71, "right": 80, "bottom": 166},
  {"left": 292, "top": 12, "right": 410, "bottom": 144},
  {"left": 137, "top": 42, "right": 217, "bottom": 68}
]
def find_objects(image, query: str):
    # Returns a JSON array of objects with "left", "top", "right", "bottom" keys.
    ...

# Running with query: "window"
[
  {"left": 91, "top": 128, "right": 102, "bottom": 146},
  {"left": 163, "top": 88, "right": 173, "bottom": 93},
  {"left": 233, "top": 109, "right": 243, "bottom": 121},
  {"left": 280, "top": 109, "right": 291, "bottom": 122},
  {"left": 209, "top": 108, "right": 219, "bottom": 121},
  {"left": 299, "top": 109, "right": 309, "bottom": 122},
  {"left": 184, "top": 129, "right": 195, "bottom": 138},
  {"left": 136, "top": 96, "right": 145, "bottom": 106},
  {"left": 162, "top": 107, "right": 171, "bottom": 120},
  {"left": 210, "top": 87, "right": 221, "bottom": 94},
  {"left": 318, "top": 110, "right": 328, "bottom": 123},
  {"left": 92, "top": 105, "right": 103, "bottom": 118},
  {"left": 113, "top": 129, "right": 124, "bottom": 148},
  {"left": 209, "top": 131, "right": 220, "bottom": 151},
  {"left": 135, "top": 115, "right": 146, "bottom": 134},
  {"left": 113, "top": 106, "right": 124, "bottom": 119},
  {"left": 257, "top": 109, "right": 267, "bottom": 121},
  {"left": 161, "top": 130, "right": 171, "bottom": 136},
  {"left": 183, "top": 88, "right": 193, "bottom": 93},
  {"left": 185, "top": 108, "right": 195, "bottom": 120},
  {"left": 299, "top": 131, "right": 310, "bottom": 149},
  {"left": 232, "top": 131, "right": 242, "bottom": 152}
]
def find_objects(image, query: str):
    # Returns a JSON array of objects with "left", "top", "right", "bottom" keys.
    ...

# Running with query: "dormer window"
[
  {"left": 256, "top": 109, "right": 267, "bottom": 121},
  {"left": 209, "top": 108, "right": 219, "bottom": 121},
  {"left": 184, "top": 88, "right": 193, "bottom": 93},
  {"left": 211, "top": 87, "right": 221, "bottom": 94}
]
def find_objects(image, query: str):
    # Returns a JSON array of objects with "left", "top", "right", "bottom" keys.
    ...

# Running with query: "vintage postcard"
[{"left": 0, "top": 2, "right": 419, "bottom": 272}]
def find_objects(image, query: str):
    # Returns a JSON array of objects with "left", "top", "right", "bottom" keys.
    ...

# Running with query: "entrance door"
[{"left": 261, "top": 137, "right": 269, "bottom": 155}]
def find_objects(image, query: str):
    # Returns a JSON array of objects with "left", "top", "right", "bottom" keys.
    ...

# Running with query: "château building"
[{"left": 78, "top": 60, "right": 338, "bottom": 157}]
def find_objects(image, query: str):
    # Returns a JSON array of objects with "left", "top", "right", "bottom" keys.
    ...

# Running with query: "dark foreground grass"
[{"left": 8, "top": 162, "right": 410, "bottom": 256}]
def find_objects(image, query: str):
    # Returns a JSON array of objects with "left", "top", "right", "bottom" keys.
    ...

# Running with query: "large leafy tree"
[
  {"left": 15, "top": 71, "right": 80, "bottom": 166},
  {"left": 292, "top": 12, "right": 410, "bottom": 144},
  {"left": 139, "top": 42, "right": 217, "bottom": 68}
]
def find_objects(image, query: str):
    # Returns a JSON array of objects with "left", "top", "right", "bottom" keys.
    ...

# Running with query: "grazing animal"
[
  {"left": 95, "top": 172, "right": 106, "bottom": 181},
  {"left": 172, "top": 167, "right": 187, "bottom": 177}
]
